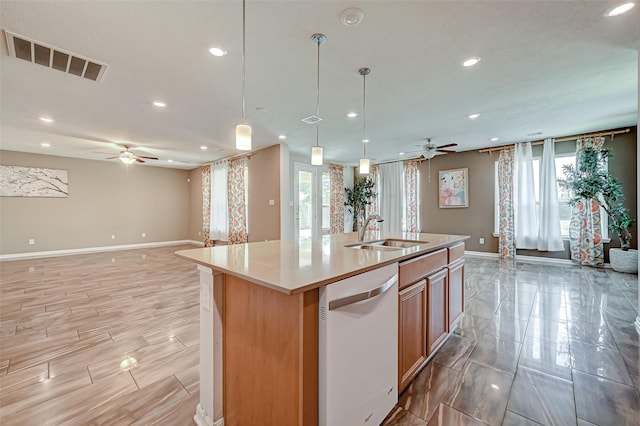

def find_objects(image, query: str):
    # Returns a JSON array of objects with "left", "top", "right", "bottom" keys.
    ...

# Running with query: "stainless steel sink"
[{"left": 346, "top": 239, "right": 428, "bottom": 251}]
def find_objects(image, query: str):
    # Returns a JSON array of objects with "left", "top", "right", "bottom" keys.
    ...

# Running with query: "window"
[{"left": 494, "top": 153, "right": 608, "bottom": 239}]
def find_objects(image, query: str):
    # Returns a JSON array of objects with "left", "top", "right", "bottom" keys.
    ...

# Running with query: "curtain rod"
[
  {"left": 209, "top": 151, "right": 253, "bottom": 166},
  {"left": 478, "top": 128, "right": 631, "bottom": 154}
]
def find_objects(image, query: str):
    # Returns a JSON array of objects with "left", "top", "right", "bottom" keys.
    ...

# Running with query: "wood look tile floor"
[
  {"left": 0, "top": 245, "right": 200, "bottom": 425},
  {"left": 2, "top": 247, "right": 639, "bottom": 425},
  {"left": 385, "top": 258, "right": 640, "bottom": 426}
]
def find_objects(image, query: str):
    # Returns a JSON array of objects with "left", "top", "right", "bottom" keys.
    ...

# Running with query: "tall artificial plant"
[
  {"left": 560, "top": 146, "right": 634, "bottom": 250},
  {"left": 344, "top": 177, "right": 377, "bottom": 232}
]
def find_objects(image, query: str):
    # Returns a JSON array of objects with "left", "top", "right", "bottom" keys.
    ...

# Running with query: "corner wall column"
[{"left": 194, "top": 265, "right": 224, "bottom": 426}]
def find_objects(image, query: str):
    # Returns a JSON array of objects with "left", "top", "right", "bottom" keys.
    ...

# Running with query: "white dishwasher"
[{"left": 318, "top": 262, "right": 399, "bottom": 426}]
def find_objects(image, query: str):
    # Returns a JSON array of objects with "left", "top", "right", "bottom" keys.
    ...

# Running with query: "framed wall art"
[
  {"left": 438, "top": 167, "right": 468, "bottom": 208},
  {"left": 0, "top": 165, "right": 69, "bottom": 197}
]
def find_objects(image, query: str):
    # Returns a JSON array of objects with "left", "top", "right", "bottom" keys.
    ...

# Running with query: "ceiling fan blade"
[
  {"left": 105, "top": 156, "right": 119, "bottom": 159},
  {"left": 437, "top": 149, "right": 456, "bottom": 153},
  {"left": 437, "top": 143, "right": 458, "bottom": 149},
  {"left": 136, "top": 156, "right": 159, "bottom": 160},
  {"left": 136, "top": 158, "right": 145, "bottom": 163}
]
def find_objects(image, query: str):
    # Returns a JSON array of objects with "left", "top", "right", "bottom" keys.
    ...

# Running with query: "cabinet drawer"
[
  {"left": 399, "top": 248, "right": 447, "bottom": 289},
  {"left": 448, "top": 242, "right": 465, "bottom": 264}
]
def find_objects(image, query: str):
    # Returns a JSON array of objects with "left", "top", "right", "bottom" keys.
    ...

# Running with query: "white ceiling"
[{"left": 1, "top": 1, "right": 638, "bottom": 170}]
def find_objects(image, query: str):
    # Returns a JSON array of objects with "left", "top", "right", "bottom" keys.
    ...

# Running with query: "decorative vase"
[{"left": 609, "top": 248, "right": 638, "bottom": 274}]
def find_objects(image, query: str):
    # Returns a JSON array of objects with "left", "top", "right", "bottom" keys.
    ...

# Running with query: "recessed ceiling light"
[
  {"left": 208, "top": 47, "right": 227, "bottom": 57},
  {"left": 200, "top": 146, "right": 208, "bottom": 150},
  {"left": 605, "top": 2, "right": 635, "bottom": 16},
  {"left": 468, "top": 113, "right": 480, "bottom": 119},
  {"left": 463, "top": 56, "right": 481, "bottom": 67},
  {"left": 362, "top": 139, "right": 370, "bottom": 143},
  {"left": 41, "top": 142, "right": 51, "bottom": 147},
  {"left": 39, "top": 117, "right": 54, "bottom": 123},
  {"left": 153, "top": 101, "right": 167, "bottom": 108},
  {"left": 346, "top": 112, "right": 358, "bottom": 118},
  {"left": 490, "top": 137, "right": 499, "bottom": 142},
  {"left": 278, "top": 135, "right": 287, "bottom": 140},
  {"left": 167, "top": 159, "right": 173, "bottom": 163},
  {"left": 340, "top": 8, "right": 364, "bottom": 26},
  {"left": 399, "top": 152, "right": 405, "bottom": 156}
]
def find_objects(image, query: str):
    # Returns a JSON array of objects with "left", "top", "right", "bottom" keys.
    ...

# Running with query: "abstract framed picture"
[
  {"left": 0, "top": 165, "right": 69, "bottom": 197},
  {"left": 438, "top": 167, "right": 468, "bottom": 208}
]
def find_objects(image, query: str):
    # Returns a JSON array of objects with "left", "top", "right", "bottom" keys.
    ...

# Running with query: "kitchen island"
[{"left": 176, "top": 231, "right": 468, "bottom": 426}]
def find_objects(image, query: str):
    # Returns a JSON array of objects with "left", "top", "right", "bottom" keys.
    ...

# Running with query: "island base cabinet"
[
  {"left": 223, "top": 275, "right": 318, "bottom": 426},
  {"left": 427, "top": 269, "right": 448, "bottom": 355},
  {"left": 398, "top": 280, "right": 428, "bottom": 393},
  {"left": 448, "top": 259, "right": 464, "bottom": 330}
]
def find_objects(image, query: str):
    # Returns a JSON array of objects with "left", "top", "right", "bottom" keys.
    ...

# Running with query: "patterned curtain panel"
[
  {"left": 329, "top": 164, "right": 345, "bottom": 234},
  {"left": 403, "top": 160, "right": 419, "bottom": 233},
  {"left": 498, "top": 149, "right": 516, "bottom": 258},
  {"left": 366, "top": 165, "right": 381, "bottom": 231},
  {"left": 201, "top": 166, "right": 211, "bottom": 243},
  {"left": 569, "top": 137, "right": 605, "bottom": 266},
  {"left": 227, "top": 157, "right": 248, "bottom": 244}
]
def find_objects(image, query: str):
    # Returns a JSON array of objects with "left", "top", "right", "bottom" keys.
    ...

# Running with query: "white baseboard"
[
  {"left": 465, "top": 250, "right": 578, "bottom": 267},
  {"left": 0, "top": 239, "right": 202, "bottom": 261},
  {"left": 465, "top": 250, "right": 500, "bottom": 259}
]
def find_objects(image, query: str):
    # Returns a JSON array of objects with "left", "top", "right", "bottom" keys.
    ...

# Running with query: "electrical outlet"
[
  {"left": 111, "top": 235, "right": 116, "bottom": 240},
  {"left": 28, "top": 266, "right": 35, "bottom": 272},
  {"left": 28, "top": 239, "right": 35, "bottom": 245},
  {"left": 268, "top": 199, "right": 275, "bottom": 206},
  {"left": 198, "top": 231, "right": 202, "bottom": 237},
  {"left": 479, "top": 237, "right": 485, "bottom": 245},
  {"left": 141, "top": 232, "right": 146, "bottom": 238}
]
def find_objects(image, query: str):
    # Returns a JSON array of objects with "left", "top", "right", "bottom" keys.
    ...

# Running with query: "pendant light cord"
[
  {"left": 362, "top": 71, "right": 367, "bottom": 158},
  {"left": 315, "top": 37, "right": 320, "bottom": 148},
  {"left": 241, "top": 0, "right": 246, "bottom": 124}
]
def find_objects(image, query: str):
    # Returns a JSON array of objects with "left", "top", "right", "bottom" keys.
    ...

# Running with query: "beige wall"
[
  {"left": 420, "top": 127, "right": 638, "bottom": 258},
  {"left": 248, "top": 145, "right": 281, "bottom": 242},
  {"left": 188, "top": 167, "right": 204, "bottom": 242},
  {"left": 0, "top": 150, "right": 191, "bottom": 255}
]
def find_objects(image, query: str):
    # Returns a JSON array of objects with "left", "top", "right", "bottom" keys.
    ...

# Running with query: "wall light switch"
[
  {"left": 111, "top": 235, "right": 116, "bottom": 240},
  {"left": 141, "top": 232, "right": 146, "bottom": 238},
  {"left": 268, "top": 199, "right": 275, "bottom": 206},
  {"left": 479, "top": 237, "right": 485, "bottom": 245},
  {"left": 28, "top": 239, "right": 35, "bottom": 245}
]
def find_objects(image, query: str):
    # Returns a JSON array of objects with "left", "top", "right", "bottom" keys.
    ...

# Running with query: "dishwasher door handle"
[{"left": 328, "top": 274, "right": 398, "bottom": 311}]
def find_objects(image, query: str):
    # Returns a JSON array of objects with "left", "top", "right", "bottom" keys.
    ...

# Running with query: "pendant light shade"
[
  {"left": 310, "top": 33, "right": 326, "bottom": 165},
  {"left": 311, "top": 146, "right": 324, "bottom": 166},
  {"left": 236, "top": 124, "right": 252, "bottom": 151},
  {"left": 236, "top": 0, "right": 252, "bottom": 151},
  {"left": 359, "top": 67, "right": 371, "bottom": 174},
  {"left": 359, "top": 158, "right": 370, "bottom": 174}
]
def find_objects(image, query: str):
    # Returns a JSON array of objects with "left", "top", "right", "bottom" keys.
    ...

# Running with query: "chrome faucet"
[{"left": 358, "top": 214, "right": 384, "bottom": 241}]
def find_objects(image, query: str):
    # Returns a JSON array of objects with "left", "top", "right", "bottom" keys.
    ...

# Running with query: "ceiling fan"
[
  {"left": 106, "top": 145, "right": 159, "bottom": 164},
  {"left": 418, "top": 138, "right": 458, "bottom": 160}
]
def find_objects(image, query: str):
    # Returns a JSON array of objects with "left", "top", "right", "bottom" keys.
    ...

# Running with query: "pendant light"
[
  {"left": 358, "top": 67, "right": 371, "bottom": 174},
  {"left": 236, "top": 0, "right": 251, "bottom": 151},
  {"left": 311, "top": 33, "right": 326, "bottom": 165}
]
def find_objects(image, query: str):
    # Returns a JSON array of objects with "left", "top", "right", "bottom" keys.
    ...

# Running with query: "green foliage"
[
  {"left": 559, "top": 146, "right": 634, "bottom": 250},
  {"left": 344, "top": 177, "right": 377, "bottom": 231}
]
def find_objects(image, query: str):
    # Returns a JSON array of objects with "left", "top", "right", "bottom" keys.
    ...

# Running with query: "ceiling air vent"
[
  {"left": 301, "top": 115, "right": 322, "bottom": 124},
  {"left": 4, "top": 30, "right": 108, "bottom": 82}
]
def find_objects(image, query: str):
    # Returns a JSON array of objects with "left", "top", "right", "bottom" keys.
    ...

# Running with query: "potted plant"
[
  {"left": 344, "top": 177, "right": 377, "bottom": 232},
  {"left": 560, "top": 146, "right": 636, "bottom": 272}
]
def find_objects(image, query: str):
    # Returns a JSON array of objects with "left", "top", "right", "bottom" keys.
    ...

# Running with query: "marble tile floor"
[
  {"left": 0, "top": 245, "right": 200, "bottom": 425},
  {"left": 385, "top": 257, "right": 640, "bottom": 426}
]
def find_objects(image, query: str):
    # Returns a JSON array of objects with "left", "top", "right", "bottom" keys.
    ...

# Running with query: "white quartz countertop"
[{"left": 176, "top": 232, "right": 469, "bottom": 295}]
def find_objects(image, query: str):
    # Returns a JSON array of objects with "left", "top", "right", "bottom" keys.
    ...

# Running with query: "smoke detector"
[{"left": 340, "top": 8, "right": 364, "bottom": 26}]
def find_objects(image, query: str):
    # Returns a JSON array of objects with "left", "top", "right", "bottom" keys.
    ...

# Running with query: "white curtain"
[
  {"left": 515, "top": 142, "right": 538, "bottom": 249},
  {"left": 210, "top": 162, "right": 229, "bottom": 241},
  {"left": 538, "top": 139, "right": 565, "bottom": 251},
  {"left": 378, "top": 162, "right": 404, "bottom": 233}
]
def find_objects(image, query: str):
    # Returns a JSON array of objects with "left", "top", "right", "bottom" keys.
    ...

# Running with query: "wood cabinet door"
[
  {"left": 398, "top": 279, "right": 427, "bottom": 392},
  {"left": 426, "top": 268, "right": 448, "bottom": 355},
  {"left": 448, "top": 260, "right": 465, "bottom": 330}
]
